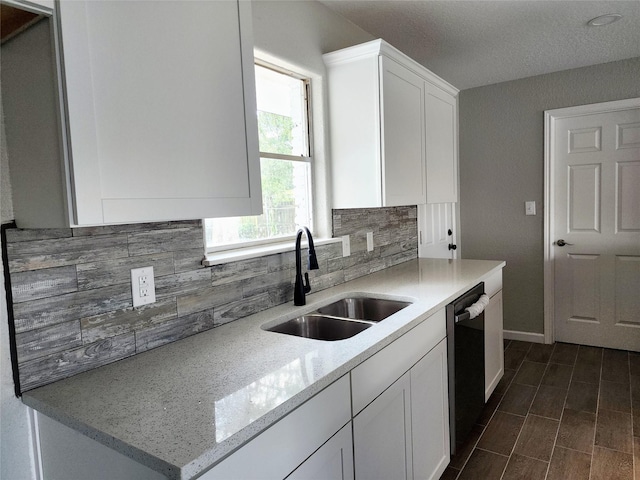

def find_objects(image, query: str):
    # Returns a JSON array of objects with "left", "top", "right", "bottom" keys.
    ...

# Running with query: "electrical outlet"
[
  {"left": 131, "top": 266, "right": 156, "bottom": 308},
  {"left": 367, "top": 232, "right": 374, "bottom": 252},
  {"left": 342, "top": 235, "right": 351, "bottom": 257}
]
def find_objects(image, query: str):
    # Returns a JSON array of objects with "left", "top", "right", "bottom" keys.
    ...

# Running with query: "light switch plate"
[
  {"left": 131, "top": 266, "right": 156, "bottom": 308},
  {"left": 367, "top": 232, "right": 374, "bottom": 252},
  {"left": 525, "top": 201, "right": 536, "bottom": 216},
  {"left": 342, "top": 235, "right": 351, "bottom": 257}
]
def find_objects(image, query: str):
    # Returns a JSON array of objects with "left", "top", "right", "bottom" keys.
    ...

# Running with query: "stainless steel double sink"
[{"left": 263, "top": 297, "right": 411, "bottom": 341}]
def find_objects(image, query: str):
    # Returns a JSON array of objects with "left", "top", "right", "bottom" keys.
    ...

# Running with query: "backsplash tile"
[{"left": 4, "top": 207, "right": 417, "bottom": 392}]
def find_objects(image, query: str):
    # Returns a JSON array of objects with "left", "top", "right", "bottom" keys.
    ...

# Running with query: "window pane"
[
  {"left": 255, "top": 65, "right": 307, "bottom": 157},
  {"left": 205, "top": 158, "right": 311, "bottom": 247}
]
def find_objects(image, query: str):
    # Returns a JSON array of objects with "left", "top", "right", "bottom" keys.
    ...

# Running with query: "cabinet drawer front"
[
  {"left": 484, "top": 269, "right": 503, "bottom": 298},
  {"left": 202, "top": 375, "right": 351, "bottom": 480},
  {"left": 351, "top": 309, "right": 446, "bottom": 415}
]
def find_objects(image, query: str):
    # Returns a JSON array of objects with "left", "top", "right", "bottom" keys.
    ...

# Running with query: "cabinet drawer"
[
  {"left": 484, "top": 269, "right": 503, "bottom": 298},
  {"left": 203, "top": 375, "right": 351, "bottom": 480},
  {"left": 351, "top": 309, "right": 446, "bottom": 415}
]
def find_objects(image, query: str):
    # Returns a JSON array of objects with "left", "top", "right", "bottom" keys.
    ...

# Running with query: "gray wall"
[{"left": 459, "top": 57, "right": 640, "bottom": 335}]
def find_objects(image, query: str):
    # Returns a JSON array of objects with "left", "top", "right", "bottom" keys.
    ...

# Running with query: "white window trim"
[
  {"left": 203, "top": 53, "right": 333, "bottom": 264},
  {"left": 203, "top": 237, "right": 341, "bottom": 266}
]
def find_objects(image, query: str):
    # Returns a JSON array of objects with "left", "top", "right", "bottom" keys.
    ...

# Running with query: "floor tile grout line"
[
  {"left": 474, "top": 446, "right": 510, "bottom": 458},
  {"left": 543, "top": 342, "right": 575, "bottom": 480},
  {"left": 629, "top": 351, "right": 635, "bottom": 480},
  {"left": 446, "top": 344, "right": 639, "bottom": 480},
  {"left": 447, "top": 347, "right": 518, "bottom": 480},
  {"left": 498, "top": 342, "right": 547, "bottom": 480},
  {"left": 451, "top": 423, "right": 486, "bottom": 478},
  {"left": 588, "top": 346, "right": 604, "bottom": 480}
]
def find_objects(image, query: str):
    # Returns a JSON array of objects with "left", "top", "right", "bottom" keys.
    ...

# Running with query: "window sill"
[{"left": 202, "top": 237, "right": 342, "bottom": 266}]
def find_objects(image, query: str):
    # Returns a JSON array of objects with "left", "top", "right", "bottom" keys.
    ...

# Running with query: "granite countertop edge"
[{"left": 22, "top": 258, "right": 506, "bottom": 480}]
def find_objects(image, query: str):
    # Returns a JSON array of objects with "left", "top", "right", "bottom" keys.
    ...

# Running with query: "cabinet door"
[
  {"left": 58, "top": 0, "right": 261, "bottom": 225},
  {"left": 287, "top": 423, "right": 354, "bottom": 480},
  {"left": 353, "top": 372, "right": 413, "bottom": 480},
  {"left": 410, "top": 338, "right": 450, "bottom": 480},
  {"left": 425, "top": 84, "right": 458, "bottom": 204},
  {"left": 379, "top": 57, "right": 426, "bottom": 207},
  {"left": 485, "top": 290, "right": 504, "bottom": 401},
  {"left": 37, "top": 412, "right": 165, "bottom": 480},
  {"left": 203, "top": 376, "right": 351, "bottom": 480}
]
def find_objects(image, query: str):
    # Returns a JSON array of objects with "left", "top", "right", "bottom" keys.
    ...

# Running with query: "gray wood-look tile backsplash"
[{"left": 5, "top": 207, "right": 417, "bottom": 392}]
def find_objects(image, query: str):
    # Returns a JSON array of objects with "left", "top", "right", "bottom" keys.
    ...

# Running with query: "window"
[{"left": 204, "top": 63, "right": 312, "bottom": 251}]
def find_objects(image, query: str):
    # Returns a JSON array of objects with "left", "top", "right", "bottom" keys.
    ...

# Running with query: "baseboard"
[{"left": 503, "top": 329, "right": 546, "bottom": 344}]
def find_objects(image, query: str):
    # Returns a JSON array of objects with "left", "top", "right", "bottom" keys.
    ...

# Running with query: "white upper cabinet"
[
  {"left": 323, "top": 39, "right": 458, "bottom": 209},
  {"left": 380, "top": 57, "right": 426, "bottom": 207},
  {"left": 425, "top": 84, "right": 458, "bottom": 203},
  {"left": 58, "top": 0, "right": 261, "bottom": 225}
]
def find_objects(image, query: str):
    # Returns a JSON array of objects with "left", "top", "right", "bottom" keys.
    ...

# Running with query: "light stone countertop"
[{"left": 22, "top": 258, "right": 505, "bottom": 480}]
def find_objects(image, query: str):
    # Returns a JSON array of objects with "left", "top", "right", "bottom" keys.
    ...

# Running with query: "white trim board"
[{"left": 503, "top": 330, "right": 546, "bottom": 344}]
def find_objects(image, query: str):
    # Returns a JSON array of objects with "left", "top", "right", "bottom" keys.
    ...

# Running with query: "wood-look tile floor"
[{"left": 440, "top": 341, "right": 640, "bottom": 480}]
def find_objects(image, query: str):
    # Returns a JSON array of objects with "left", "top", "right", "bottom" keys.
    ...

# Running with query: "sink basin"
[
  {"left": 265, "top": 315, "right": 372, "bottom": 341},
  {"left": 315, "top": 297, "right": 411, "bottom": 322},
  {"left": 263, "top": 296, "right": 412, "bottom": 341}
]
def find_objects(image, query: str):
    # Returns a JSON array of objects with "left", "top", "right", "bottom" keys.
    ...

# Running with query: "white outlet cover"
[{"left": 131, "top": 266, "right": 156, "bottom": 308}]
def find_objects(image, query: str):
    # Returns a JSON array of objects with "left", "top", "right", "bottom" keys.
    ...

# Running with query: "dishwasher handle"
[{"left": 455, "top": 294, "right": 490, "bottom": 323}]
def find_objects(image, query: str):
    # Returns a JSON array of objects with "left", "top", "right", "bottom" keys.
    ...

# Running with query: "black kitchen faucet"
[{"left": 294, "top": 227, "right": 319, "bottom": 306}]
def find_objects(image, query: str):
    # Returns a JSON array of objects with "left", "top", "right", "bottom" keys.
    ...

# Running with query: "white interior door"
[
  {"left": 418, "top": 203, "right": 457, "bottom": 259},
  {"left": 549, "top": 99, "right": 640, "bottom": 351}
]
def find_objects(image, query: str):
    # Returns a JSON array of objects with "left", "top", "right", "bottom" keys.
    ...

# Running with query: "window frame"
[{"left": 204, "top": 60, "right": 315, "bottom": 255}]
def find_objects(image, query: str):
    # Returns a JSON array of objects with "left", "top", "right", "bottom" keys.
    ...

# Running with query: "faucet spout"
[{"left": 294, "top": 227, "right": 319, "bottom": 306}]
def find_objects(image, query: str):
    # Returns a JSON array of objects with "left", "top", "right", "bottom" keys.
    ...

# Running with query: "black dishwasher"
[{"left": 446, "top": 282, "right": 487, "bottom": 455}]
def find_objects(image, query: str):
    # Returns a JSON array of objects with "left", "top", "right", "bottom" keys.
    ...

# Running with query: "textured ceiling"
[{"left": 319, "top": 0, "right": 640, "bottom": 90}]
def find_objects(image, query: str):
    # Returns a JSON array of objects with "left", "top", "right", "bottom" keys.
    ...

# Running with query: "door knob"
[
  {"left": 448, "top": 244, "right": 457, "bottom": 251},
  {"left": 556, "top": 239, "right": 574, "bottom": 247}
]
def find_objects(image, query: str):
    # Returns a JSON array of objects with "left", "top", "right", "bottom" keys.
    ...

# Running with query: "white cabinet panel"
[
  {"left": 410, "top": 338, "right": 449, "bottom": 480},
  {"left": 484, "top": 269, "right": 503, "bottom": 299},
  {"left": 485, "top": 290, "right": 504, "bottom": 401},
  {"left": 353, "top": 372, "right": 413, "bottom": 480},
  {"left": 286, "top": 423, "right": 354, "bottom": 480},
  {"left": 425, "top": 84, "right": 458, "bottom": 204},
  {"left": 37, "top": 412, "right": 165, "bottom": 480},
  {"left": 380, "top": 57, "right": 426, "bottom": 206},
  {"left": 58, "top": 0, "right": 261, "bottom": 225}
]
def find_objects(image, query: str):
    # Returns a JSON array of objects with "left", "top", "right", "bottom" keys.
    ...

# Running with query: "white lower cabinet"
[
  {"left": 203, "top": 375, "right": 352, "bottom": 480},
  {"left": 36, "top": 412, "right": 164, "bottom": 480},
  {"left": 351, "top": 308, "right": 449, "bottom": 480},
  {"left": 286, "top": 423, "right": 354, "bottom": 480},
  {"left": 353, "top": 372, "right": 413, "bottom": 480},
  {"left": 410, "top": 339, "right": 450, "bottom": 479},
  {"left": 353, "top": 338, "right": 449, "bottom": 480},
  {"left": 484, "top": 270, "right": 505, "bottom": 401}
]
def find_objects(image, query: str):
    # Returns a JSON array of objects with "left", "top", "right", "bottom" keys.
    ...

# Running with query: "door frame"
[{"left": 543, "top": 97, "right": 640, "bottom": 344}]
